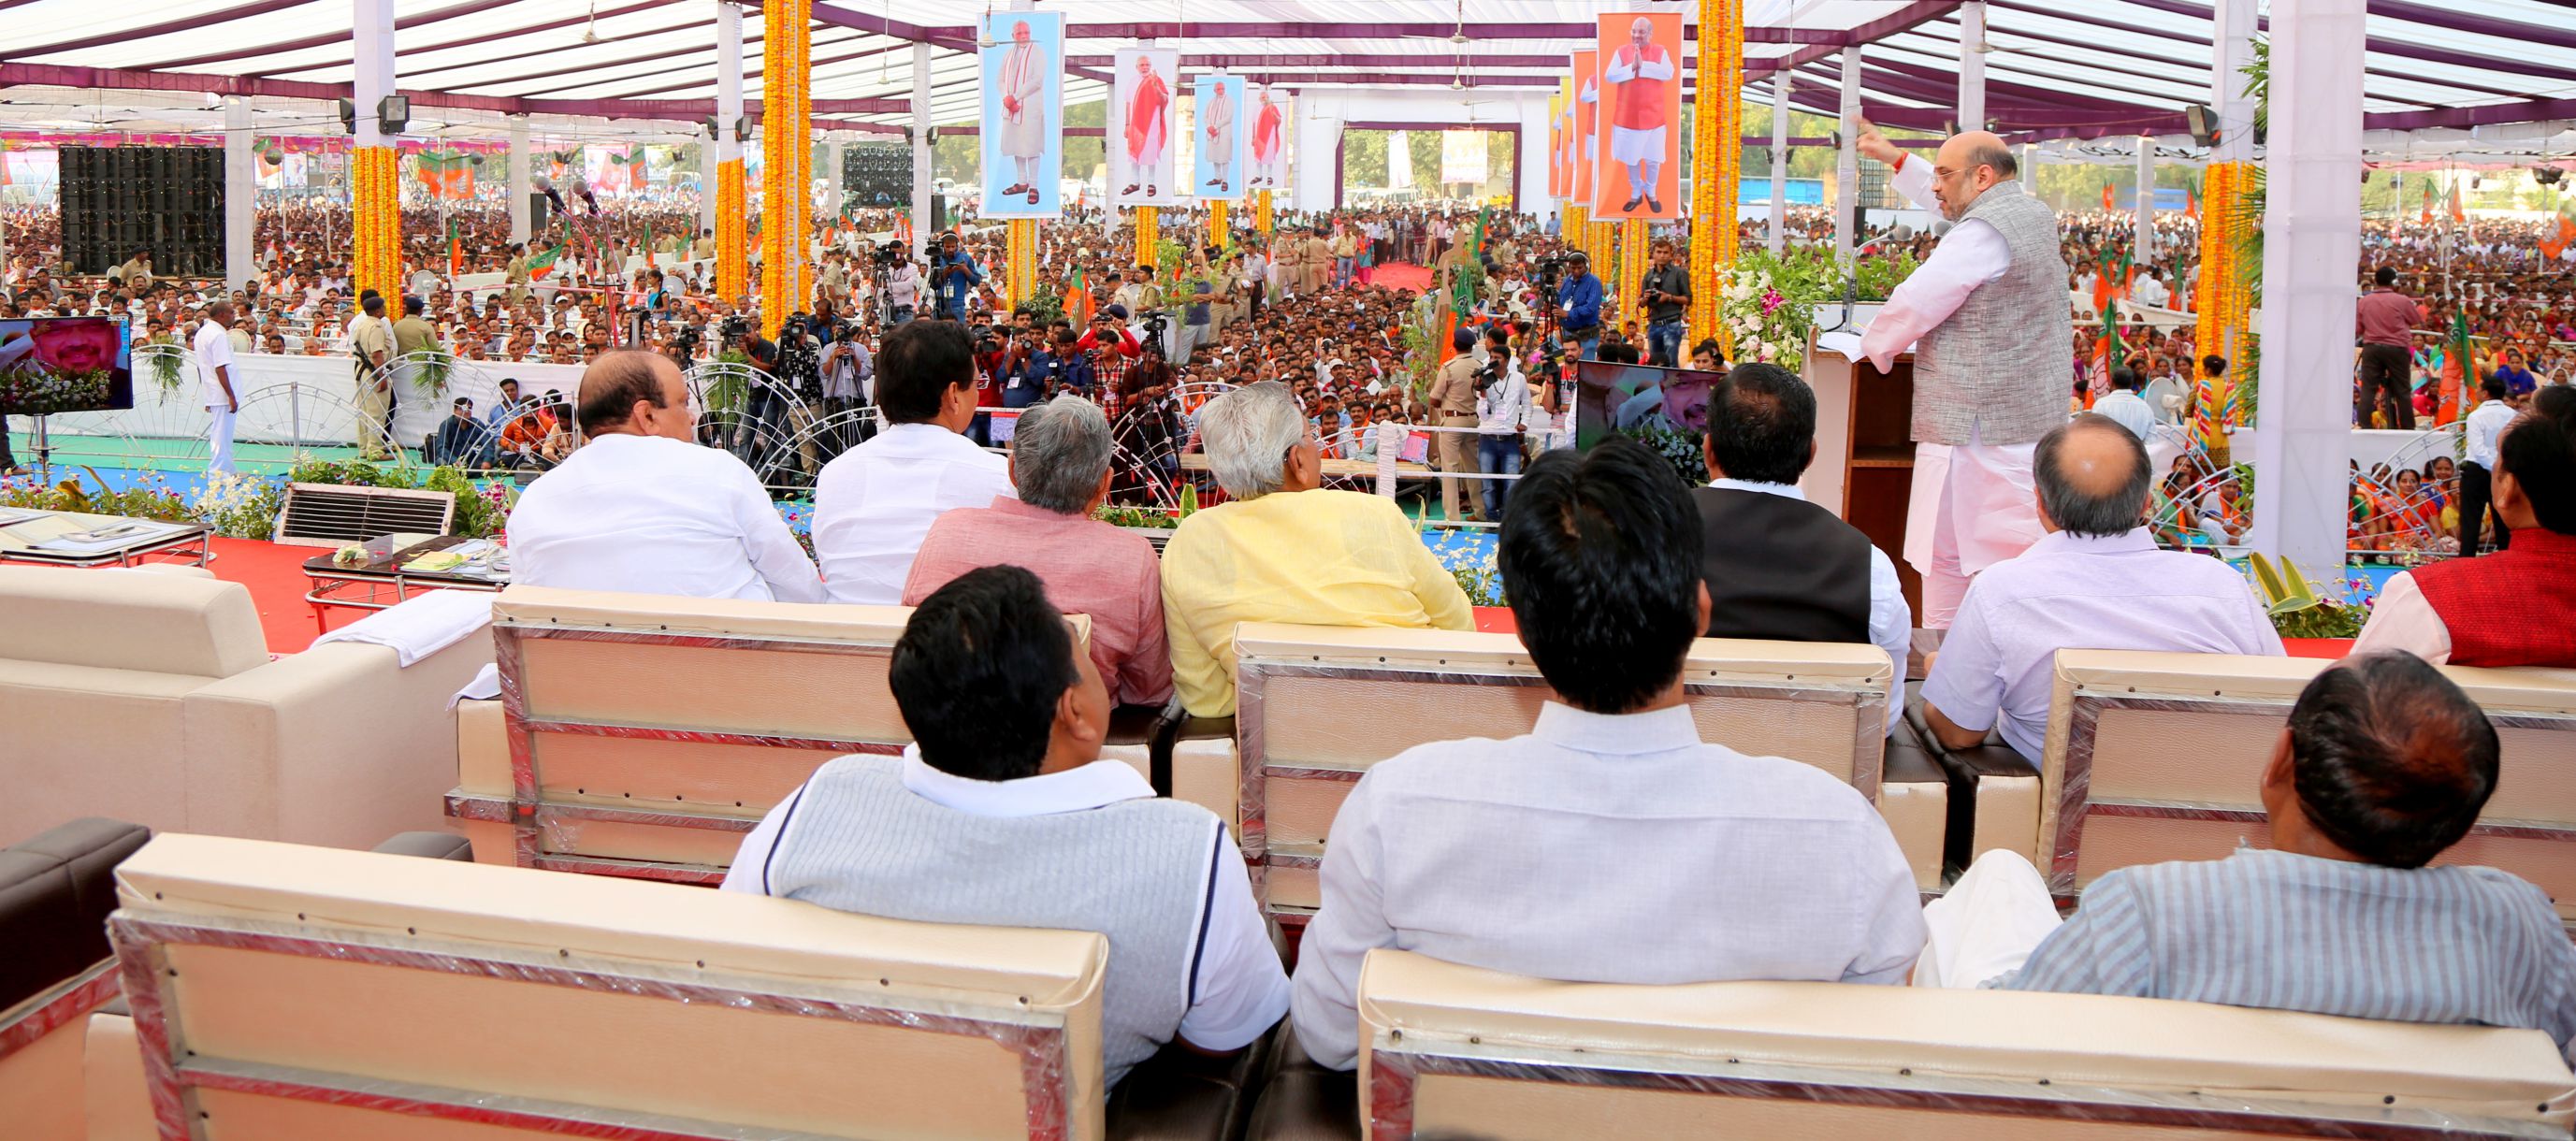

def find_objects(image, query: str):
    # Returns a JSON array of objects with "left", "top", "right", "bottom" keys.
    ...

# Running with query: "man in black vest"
[{"left": 1692, "top": 362, "right": 1912, "bottom": 732}]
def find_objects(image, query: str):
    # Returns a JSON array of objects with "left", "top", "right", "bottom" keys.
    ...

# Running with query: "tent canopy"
[{"left": 3, "top": 0, "right": 2571, "bottom": 152}]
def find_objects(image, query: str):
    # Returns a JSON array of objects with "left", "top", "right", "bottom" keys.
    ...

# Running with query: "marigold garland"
[
  {"left": 1006, "top": 218, "right": 1036, "bottom": 310},
  {"left": 759, "top": 0, "right": 813, "bottom": 337},
  {"left": 351, "top": 146, "right": 401, "bottom": 304},
  {"left": 717, "top": 157, "right": 748, "bottom": 304},
  {"left": 1617, "top": 217, "right": 1647, "bottom": 326},
  {"left": 1254, "top": 190, "right": 1274, "bottom": 235},
  {"left": 1208, "top": 200, "right": 1229, "bottom": 248},
  {"left": 1689, "top": 0, "right": 1744, "bottom": 348},
  {"left": 1134, "top": 206, "right": 1158, "bottom": 267}
]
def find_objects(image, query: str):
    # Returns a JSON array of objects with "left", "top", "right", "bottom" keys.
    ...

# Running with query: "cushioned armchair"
[
  {"left": 0, "top": 567, "right": 493, "bottom": 849},
  {"left": 0, "top": 818, "right": 152, "bottom": 1141}
]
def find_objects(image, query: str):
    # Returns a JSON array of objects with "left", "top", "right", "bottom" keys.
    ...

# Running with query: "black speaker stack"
[
  {"left": 844, "top": 143, "right": 914, "bottom": 209},
  {"left": 59, "top": 146, "right": 226, "bottom": 279}
]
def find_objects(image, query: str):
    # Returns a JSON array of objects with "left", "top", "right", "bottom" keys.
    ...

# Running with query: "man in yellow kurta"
[{"left": 1160, "top": 383, "right": 1475, "bottom": 716}]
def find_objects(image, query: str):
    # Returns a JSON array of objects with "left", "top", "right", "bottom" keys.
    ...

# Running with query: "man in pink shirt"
[
  {"left": 903, "top": 395, "right": 1175, "bottom": 708},
  {"left": 2355, "top": 267, "right": 2426, "bottom": 429}
]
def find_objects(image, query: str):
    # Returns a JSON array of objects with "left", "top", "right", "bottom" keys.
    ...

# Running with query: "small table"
[
  {"left": 303, "top": 534, "right": 509, "bottom": 631},
  {"left": 0, "top": 509, "right": 212, "bottom": 569}
]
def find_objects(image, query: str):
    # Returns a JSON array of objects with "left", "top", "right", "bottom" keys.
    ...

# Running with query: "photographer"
[
  {"left": 1428, "top": 326, "right": 1485, "bottom": 523},
  {"left": 1002, "top": 324, "right": 1058, "bottom": 410},
  {"left": 884, "top": 252, "right": 922, "bottom": 325},
  {"left": 1475, "top": 324, "right": 1533, "bottom": 521},
  {"left": 1555, "top": 251, "right": 1604, "bottom": 361},
  {"left": 818, "top": 322, "right": 874, "bottom": 453},
  {"left": 930, "top": 233, "right": 981, "bottom": 322},
  {"left": 1639, "top": 239, "right": 1690, "bottom": 368}
]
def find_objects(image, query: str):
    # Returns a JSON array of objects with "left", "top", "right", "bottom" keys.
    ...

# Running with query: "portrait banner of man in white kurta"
[
  {"left": 1594, "top": 12, "right": 1682, "bottom": 220},
  {"left": 1248, "top": 84, "right": 1292, "bottom": 192},
  {"left": 1112, "top": 47, "right": 1179, "bottom": 208},
  {"left": 979, "top": 11, "right": 1063, "bottom": 219},
  {"left": 1192, "top": 75, "right": 1248, "bottom": 200}
]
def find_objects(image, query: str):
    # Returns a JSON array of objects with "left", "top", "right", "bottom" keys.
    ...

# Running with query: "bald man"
[
  {"left": 504, "top": 349, "right": 823, "bottom": 604},
  {"left": 1917, "top": 416, "right": 2280, "bottom": 758},
  {"left": 1856, "top": 122, "right": 2074, "bottom": 627}
]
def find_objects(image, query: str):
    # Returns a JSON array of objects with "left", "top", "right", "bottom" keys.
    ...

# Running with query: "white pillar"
[
  {"left": 1957, "top": 1, "right": 1987, "bottom": 134},
  {"left": 822, "top": 139, "right": 844, "bottom": 221},
  {"left": 509, "top": 115, "right": 531, "bottom": 242},
  {"left": 1769, "top": 74, "right": 1791, "bottom": 254},
  {"left": 2020, "top": 141, "right": 2035, "bottom": 191},
  {"left": 1295, "top": 109, "right": 1344, "bottom": 211},
  {"left": 2134, "top": 135, "right": 2155, "bottom": 260},
  {"left": 223, "top": 96, "right": 255, "bottom": 290},
  {"left": 1833, "top": 47, "right": 1861, "bottom": 261},
  {"left": 716, "top": 1, "right": 745, "bottom": 191},
  {"left": 1516, "top": 93, "right": 1551, "bottom": 220},
  {"left": 910, "top": 41, "right": 933, "bottom": 240},
  {"left": 352, "top": 0, "right": 394, "bottom": 151},
  {"left": 698, "top": 131, "right": 719, "bottom": 238},
  {"left": 2247, "top": 0, "right": 2364, "bottom": 576}
]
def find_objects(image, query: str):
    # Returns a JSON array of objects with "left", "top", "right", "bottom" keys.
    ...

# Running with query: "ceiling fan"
[{"left": 580, "top": 0, "right": 601, "bottom": 44}]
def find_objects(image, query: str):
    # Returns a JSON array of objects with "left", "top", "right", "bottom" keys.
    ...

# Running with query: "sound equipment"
[
  {"left": 844, "top": 143, "right": 913, "bottom": 208},
  {"left": 58, "top": 146, "right": 224, "bottom": 279}
]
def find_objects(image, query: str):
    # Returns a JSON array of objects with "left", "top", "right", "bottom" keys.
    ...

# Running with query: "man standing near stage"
[{"left": 1857, "top": 121, "right": 2073, "bottom": 628}]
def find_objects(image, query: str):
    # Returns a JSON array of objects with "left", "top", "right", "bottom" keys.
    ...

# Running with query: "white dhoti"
[
  {"left": 1608, "top": 123, "right": 1665, "bottom": 165},
  {"left": 1913, "top": 849, "right": 2063, "bottom": 989},
  {"left": 1904, "top": 430, "right": 2044, "bottom": 629}
]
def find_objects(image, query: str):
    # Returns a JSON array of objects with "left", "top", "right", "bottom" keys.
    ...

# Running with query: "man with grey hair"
[
  {"left": 1919, "top": 414, "right": 2281, "bottom": 758},
  {"left": 902, "top": 396, "right": 1173, "bottom": 707},
  {"left": 1160, "top": 383, "right": 1474, "bottom": 717}
]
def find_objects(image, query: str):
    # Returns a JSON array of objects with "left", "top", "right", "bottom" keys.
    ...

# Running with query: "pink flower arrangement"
[{"left": 1758, "top": 288, "right": 1786, "bottom": 316}]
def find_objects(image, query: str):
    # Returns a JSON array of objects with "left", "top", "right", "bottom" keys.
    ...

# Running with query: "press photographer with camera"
[
  {"left": 1555, "top": 251, "right": 1605, "bottom": 362},
  {"left": 1475, "top": 324, "right": 1533, "bottom": 521},
  {"left": 1639, "top": 239, "right": 1691, "bottom": 367},
  {"left": 880, "top": 244, "right": 922, "bottom": 325},
  {"left": 931, "top": 232, "right": 981, "bottom": 322}
]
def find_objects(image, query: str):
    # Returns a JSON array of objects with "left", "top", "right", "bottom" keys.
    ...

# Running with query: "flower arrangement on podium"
[{"left": 1715, "top": 246, "right": 1923, "bottom": 366}]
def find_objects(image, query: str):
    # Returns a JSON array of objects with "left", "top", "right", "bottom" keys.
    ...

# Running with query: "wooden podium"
[{"left": 1800, "top": 335, "right": 1923, "bottom": 616}]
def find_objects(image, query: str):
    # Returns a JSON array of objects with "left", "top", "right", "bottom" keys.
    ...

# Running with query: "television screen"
[
  {"left": 1572, "top": 360, "right": 1718, "bottom": 452},
  {"left": 0, "top": 316, "right": 134, "bottom": 416}
]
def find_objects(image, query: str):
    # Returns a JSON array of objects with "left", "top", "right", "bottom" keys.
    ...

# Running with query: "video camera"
[
  {"left": 716, "top": 314, "right": 750, "bottom": 352},
  {"left": 868, "top": 238, "right": 908, "bottom": 267},
  {"left": 1138, "top": 310, "right": 1170, "bottom": 339}
]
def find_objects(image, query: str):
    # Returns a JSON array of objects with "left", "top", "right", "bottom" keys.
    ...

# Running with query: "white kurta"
[
  {"left": 1204, "top": 91, "right": 1236, "bottom": 169},
  {"left": 997, "top": 42, "right": 1047, "bottom": 159}
]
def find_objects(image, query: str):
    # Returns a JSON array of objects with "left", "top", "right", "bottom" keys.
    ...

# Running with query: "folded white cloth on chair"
[
  {"left": 452, "top": 662, "right": 503, "bottom": 709},
  {"left": 312, "top": 589, "right": 494, "bottom": 668}
]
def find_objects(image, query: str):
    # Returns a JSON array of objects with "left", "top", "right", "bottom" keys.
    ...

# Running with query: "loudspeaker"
[
  {"left": 844, "top": 143, "right": 913, "bottom": 208},
  {"left": 931, "top": 193, "right": 949, "bottom": 232},
  {"left": 59, "top": 146, "right": 224, "bottom": 278}
]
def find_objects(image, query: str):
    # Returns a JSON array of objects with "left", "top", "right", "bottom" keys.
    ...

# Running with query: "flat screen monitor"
[
  {"left": 0, "top": 315, "right": 135, "bottom": 416},
  {"left": 1572, "top": 360, "right": 1718, "bottom": 454}
]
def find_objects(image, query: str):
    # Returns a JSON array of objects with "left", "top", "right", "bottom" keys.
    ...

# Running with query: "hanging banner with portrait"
[
  {"left": 1111, "top": 47, "right": 1179, "bottom": 208},
  {"left": 979, "top": 10, "right": 1064, "bottom": 219},
  {"left": 1570, "top": 49, "right": 1599, "bottom": 209},
  {"left": 1246, "top": 84, "right": 1293, "bottom": 195},
  {"left": 1548, "top": 80, "right": 1570, "bottom": 199},
  {"left": 1592, "top": 12, "right": 1683, "bottom": 220},
  {"left": 1191, "top": 74, "right": 1248, "bottom": 200}
]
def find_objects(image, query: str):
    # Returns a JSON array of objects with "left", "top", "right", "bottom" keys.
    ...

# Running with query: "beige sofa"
[
  {"left": 1230, "top": 624, "right": 1938, "bottom": 916},
  {"left": 0, "top": 566, "right": 491, "bottom": 849},
  {"left": 2031, "top": 650, "right": 2576, "bottom": 912},
  {"left": 1352, "top": 949, "right": 2576, "bottom": 1139},
  {"left": 105, "top": 832, "right": 1116, "bottom": 1139}
]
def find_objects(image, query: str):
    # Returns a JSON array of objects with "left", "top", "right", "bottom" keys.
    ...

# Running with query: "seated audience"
[
  {"left": 506, "top": 349, "right": 822, "bottom": 602},
  {"left": 1694, "top": 363, "right": 1911, "bottom": 732},
  {"left": 2355, "top": 386, "right": 2575, "bottom": 666},
  {"left": 2092, "top": 366, "right": 2154, "bottom": 441},
  {"left": 813, "top": 320, "right": 1015, "bottom": 604},
  {"left": 723, "top": 566, "right": 1287, "bottom": 1086},
  {"left": 1921, "top": 414, "right": 2283, "bottom": 757},
  {"left": 1160, "top": 382, "right": 1474, "bottom": 717},
  {"left": 1922, "top": 653, "right": 2576, "bottom": 1062},
  {"left": 1288, "top": 437, "right": 1926, "bottom": 1071},
  {"left": 902, "top": 397, "right": 1174, "bottom": 708}
]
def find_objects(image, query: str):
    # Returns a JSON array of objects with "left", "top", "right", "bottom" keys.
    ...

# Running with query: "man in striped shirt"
[{"left": 1922, "top": 652, "right": 2576, "bottom": 1062}]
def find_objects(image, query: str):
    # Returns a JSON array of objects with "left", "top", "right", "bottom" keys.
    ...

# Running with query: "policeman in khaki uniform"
[{"left": 1426, "top": 327, "right": 1484, "bottom": 522}]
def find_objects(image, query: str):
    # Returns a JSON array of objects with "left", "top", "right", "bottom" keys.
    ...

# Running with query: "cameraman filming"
[
  {"left": 1639, "top": 239, "right": 1690, "bottom": 368},
  {"left": 884, "top": 251, "right": 922, "bottom": 325},
  {"left": 930, "top": 232, "right": 981, "bottom": 322},
  {"left": 1555, "top": 250, "right": 1604, "bottom": 361}
]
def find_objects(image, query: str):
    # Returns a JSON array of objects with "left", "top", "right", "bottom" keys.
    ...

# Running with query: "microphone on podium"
[{"left": 1837, "top": 223, "right": 1918, "bottom": 331}]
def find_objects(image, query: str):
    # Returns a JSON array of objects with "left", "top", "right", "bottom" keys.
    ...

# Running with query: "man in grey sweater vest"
[
  {"left": 722, "top": 565, "right": 1289, "bottom": 1088},
  {"left": 1856, "top": 121, "right": 2075, "bottom": 628}
]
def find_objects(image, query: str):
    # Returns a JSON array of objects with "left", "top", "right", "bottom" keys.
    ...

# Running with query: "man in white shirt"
[
  {"left": 726, "top": 566, "right": 1287, "bottom": 1087},
  {"left": 506, "top": 350, "right": 823, "bottom": 603},
  {"left": 2457, "top": 374, "right": 2521, "bottom": 556},
  {"left": 1691, "top": 363, "right": 1913, "bottom": 735},
  {"left": 2092, "top": 366, "right": 2156, "bottom": 441},
  {"left": 1920, "top": 414, "right": 2283, "bottom": 758},
  {"left": 811, "top": 319, "right": 1015, "bottom": 604},
  {"left": 2132, "top": 267, "right": 2170, "bottom": 309},
  {"left": 1290, "top": 437, "right": 1927, "bottom": 1072},
  {"left": 192, "top": 300, "right": 241, "bottom": 473}
]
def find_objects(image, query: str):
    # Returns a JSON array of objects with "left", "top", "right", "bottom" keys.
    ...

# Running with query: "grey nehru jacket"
[{"left": 1910, "top": 182, "right": 2075, "bottom": 447}]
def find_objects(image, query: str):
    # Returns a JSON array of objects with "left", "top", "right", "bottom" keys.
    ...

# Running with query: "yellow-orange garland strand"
[
  {"left": 1208, "top": 200, "right": 1229, "bottom": 249},
  {"left": 1690, "top": 0, "right": 1744, "bottom": 348},
  {"left": 1616, "top": 218, "right": 1646, "bottom": 326},
  {"left": 759, "top": 0, "right": 812, "bottom": 337},
  {"left": 351, "top": 146, "right": 401, "bottom": 304},
  {"left": 1006, "top": 218, "right": 1036, "bottom": 311},
  {"left": 1134, "top": 206, "right": 1158, "bottom": 268},
  {"left": 717, "top": 157, "right": 748, "bottom": 304},
  {"left": 1254, "top": 189, "right": 1274, "bottom": 235}
]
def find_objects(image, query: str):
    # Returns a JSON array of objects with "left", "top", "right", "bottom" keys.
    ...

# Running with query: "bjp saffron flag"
[{"left": 2102, "top": 184, "right": 2115, "bottom": 211}]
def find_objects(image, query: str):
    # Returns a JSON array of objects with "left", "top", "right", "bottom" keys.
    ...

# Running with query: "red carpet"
[
  {"left": 1367, "top": 262, "right": 1431, "bottom": 292},
  {"left": 204, "top": 538, "right": 340, "bottom": 654}
]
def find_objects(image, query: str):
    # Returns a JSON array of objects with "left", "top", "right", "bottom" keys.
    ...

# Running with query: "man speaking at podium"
[{"left": 1856, "top": 121, "right": 2073, "bottom": 628}]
